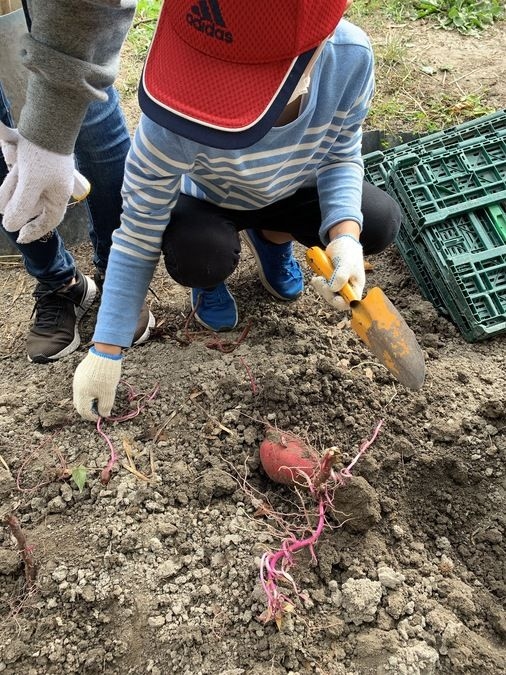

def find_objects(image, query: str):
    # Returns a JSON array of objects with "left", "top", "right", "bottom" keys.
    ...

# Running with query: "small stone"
[
  {"left": 52, "top": 567, "right": 68, "bottom": 583},
  {"left": 148, "top": 615, "right": 165, "bottom": 628},
  {"left": 156, "top": 521, "right": 178, "bottom": 538},
  {"left": 80, "top": 585, "right": 96, "bottom": 603},
  {"left": 60, "top": 482, "right": 74, "bottom": 503},
  {"left": 0, "top": 549, "right": 21, "bottom": 575},
  {"left": 377, "top": 565, "right": 405, "bottom": 590},
  {"left": 145, "top": 500, "right": 164, "bottom": 513},
  {"left": 47, "top": 496, "right": 66, "bottom": 513},
  {"left": 330, "top": 588, "right": 342, "bottom": 607},
  {"left": 157, "top": 559, "right": 180, "bottom": 579},
  {"left": 392, "top": 524, "right": 404, "bottom": 539},
  {"left": 149, "top": 537, "right": 163, "bottom": 552}
]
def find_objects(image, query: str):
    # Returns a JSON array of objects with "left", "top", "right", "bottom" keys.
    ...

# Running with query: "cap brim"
[{"left": 139, "top": 16, "right": 316, "bottom": 149}]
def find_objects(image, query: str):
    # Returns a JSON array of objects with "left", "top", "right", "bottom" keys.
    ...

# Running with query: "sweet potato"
[{"left": 259, "top": 429, "right": 319, "bottom": 486}]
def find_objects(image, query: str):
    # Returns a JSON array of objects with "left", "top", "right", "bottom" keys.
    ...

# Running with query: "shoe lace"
[
  {"left": 261, "top": 239, "right": 298, "bottom": 274},
  {"left": 201, "top": 286, "right": 226, "bottom": 308},
  {"left": 279, "top": 250, "right": 301, "bottom": 280},
  {"left": 31, "top": 287, "right": 82, "bottom": 329}
]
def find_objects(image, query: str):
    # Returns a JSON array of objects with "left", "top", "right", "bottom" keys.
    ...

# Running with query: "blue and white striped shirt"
[{"left": 94, "top": 20, "right": 374, "bottom": 346}]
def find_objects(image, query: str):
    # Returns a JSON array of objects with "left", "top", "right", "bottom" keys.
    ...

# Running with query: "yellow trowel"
[{"left": 306, "top": 246, "right": 425, "bottom": 390}]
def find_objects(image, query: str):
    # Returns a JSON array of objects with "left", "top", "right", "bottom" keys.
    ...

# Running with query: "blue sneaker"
[
  {"left": 191, "top": 283, "right": 238, "bottom": 332},
  {"left": 242, "top": 229, "right": 304, "bottom": 300}
]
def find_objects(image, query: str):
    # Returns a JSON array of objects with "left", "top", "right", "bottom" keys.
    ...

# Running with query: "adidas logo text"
[{"left": 187, "top": 0, "right": 233, "bottom": 43}]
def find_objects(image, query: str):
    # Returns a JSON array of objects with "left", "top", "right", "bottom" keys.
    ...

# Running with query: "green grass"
[
  {"left": 367, "top": 92, "right": 496, "bottom": 134},
  {"left": 348, "top": 0, "right": 418, "bottom": 23},
  {"left": 127, "top": 0, "right": 163, "bottom": 57},
  {"left": 414, "top": 0, "right": 503, "bottom": 34},
  {"left": 348, "top": 0, "right": 503, "bottom": 32}
]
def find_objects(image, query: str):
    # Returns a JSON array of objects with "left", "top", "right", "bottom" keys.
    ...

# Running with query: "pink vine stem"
[
  {"left": 97, "top": 381, "right": 160, "bottom": 484},
  {"left": 259, "top": 420, "right": 383, "bottom": 623}
]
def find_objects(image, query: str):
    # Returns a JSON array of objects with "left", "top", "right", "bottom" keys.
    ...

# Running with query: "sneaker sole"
[
  {"left": 241, "top": 230, "right": 303, "bottom": 301},
  {"left": 132, "top": 310, "right": 156, "bottom": 346},
  {"left": 190, "top": 291, "right": 238, "bottom": 332},
  {"left": 28, "top": 277, "right": 98, "bottom": 364}
]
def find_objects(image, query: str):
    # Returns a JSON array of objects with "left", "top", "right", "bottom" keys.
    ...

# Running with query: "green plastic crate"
[
  {"left": 420, "top": 204, "right": 506, "bottom": 259},
  {"left": 363, "top": 150, "right": 389, "bottom": 190},
  {"left": 397, "top": 226, "right": 506, "bottom": 342},
  {"left": 363, "top": 109, "right": 506, "bottom": 178},
  {"left": 389, "top": 137, "right": 506, "bottom": 225},
  {"left": 395, "top": 227, "right": 448, "bottom": 315},
  {"left": 394, "top": 196, "right": 506, "bottom": 341},
  {"left": 432, "top": 246, "right": 506, "bottom": 342},
  {"left": 363, "top": 111, "right": 506, "bottom": 341},
  {"left": 386, "top": 109, "right": 506, "bottom": 157}
]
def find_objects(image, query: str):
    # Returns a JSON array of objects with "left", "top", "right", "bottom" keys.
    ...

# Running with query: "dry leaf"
[{"left": 253, "top": 501, "right": 274, "bottom": 518}]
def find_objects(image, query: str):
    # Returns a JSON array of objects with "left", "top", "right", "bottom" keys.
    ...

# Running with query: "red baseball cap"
[{"left": 139, "top": 0, "right": 347, "bottom": 148}]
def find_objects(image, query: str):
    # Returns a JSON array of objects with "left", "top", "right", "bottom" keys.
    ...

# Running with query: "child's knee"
[{"left": 162, "top": 221, "right": 240, "bottom": 288}]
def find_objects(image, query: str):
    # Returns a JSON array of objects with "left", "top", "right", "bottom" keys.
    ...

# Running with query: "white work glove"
[
  {"left": 73, "top": 348, "right": 123, "bottom": 422},
  {"left": 0, "top": 122, "right": 89, "bottom": 244},
  {"left": 310, "top": 234, "right": 365, "bottom": 311}
]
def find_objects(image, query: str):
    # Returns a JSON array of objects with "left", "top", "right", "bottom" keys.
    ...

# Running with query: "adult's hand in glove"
[
  {"left": 310, "top": 234, "right": 365, "bottom": 311},
  {"left": 0, "top": 122, "right": 89, "bottom": 244},
  {"left": 73, "top": 348, "right": 123, "bottom": 421}
]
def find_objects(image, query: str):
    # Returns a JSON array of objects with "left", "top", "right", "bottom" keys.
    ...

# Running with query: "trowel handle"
[
  {"left": 72, "top": 171, "right": 91, "bottom": 201},
  {"left": 305, "top": 246, "right": 359, "bottom": 305}
]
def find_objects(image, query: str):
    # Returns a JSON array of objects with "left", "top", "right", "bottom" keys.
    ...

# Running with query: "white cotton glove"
[
  {"left": 0, "top": 122, "right": 90, "bottom": 244},
  {"left": 73, "top": 348, "right": 123, "bottom": 422},
  {"left": 0, "top": 122, "right": 17, "bottom": 169},
  {"left": 310, "top": 234, "right": 365, "bottom": 311}
]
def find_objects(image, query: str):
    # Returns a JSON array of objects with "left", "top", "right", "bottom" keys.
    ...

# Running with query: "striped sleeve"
[
  {"left": 93, "top": 115, "right": 192, "bottom": 347},
  {"left": 316, "top": 45, "right": 375, "bottom": 244}
]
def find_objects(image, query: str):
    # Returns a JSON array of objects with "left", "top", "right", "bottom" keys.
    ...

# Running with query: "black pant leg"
[
  {"left": 162, "top": 194, "right": 241, "bottom": 288},
  {"left": 161, "top": 183, "right": 401, "bottom": 287},
  {"left": 360, "top": 181, "right": 401, "bottom": 255},
  {"left": 236, "top": 182, "right": 401, "bottom": 254}
]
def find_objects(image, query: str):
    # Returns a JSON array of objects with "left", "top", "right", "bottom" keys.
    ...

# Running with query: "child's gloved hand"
[
  {"left": 73, "top": 348, "right": 123, "bottom": 421},
  {"left": 310, "top": 234, "right": 365, "bottom": 311},
  {"left": 0, "top": 122, "right": 88, "bottom": 244}
]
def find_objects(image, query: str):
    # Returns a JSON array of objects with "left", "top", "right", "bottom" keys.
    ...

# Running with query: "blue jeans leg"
[
  {"left": 0, "top": 84, "right": 130, "bottom": 288},
  {"left": 0, "top": 82, "right": 76, "bottom": 288},
  {"left": 75, "top": 86, "right": 131, "bottom": 273}
]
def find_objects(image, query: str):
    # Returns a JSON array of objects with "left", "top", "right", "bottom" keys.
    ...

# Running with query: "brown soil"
[
  {"left": 1, "top": 15, "right": 505, "bottom": 675},
  {"left": 367, "top": 19, "right": 506, "bottom": 133}
]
